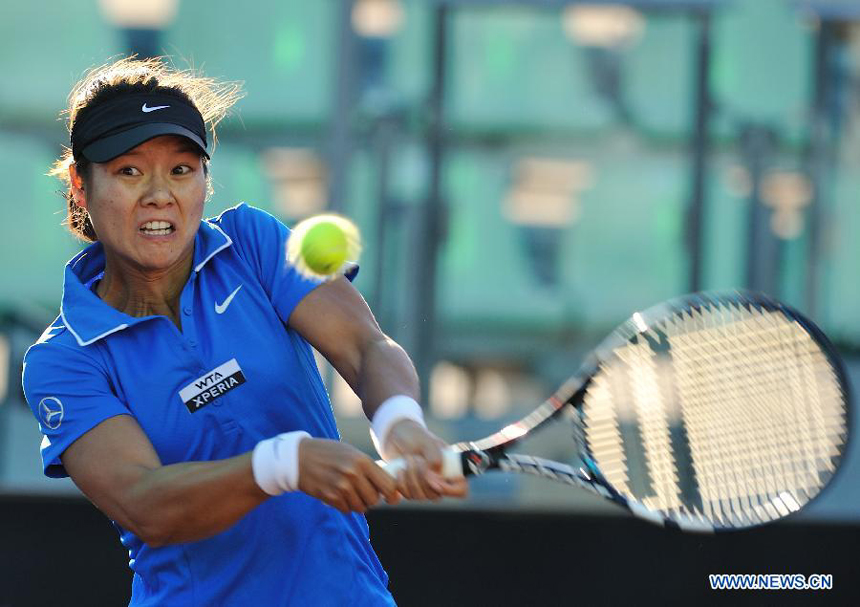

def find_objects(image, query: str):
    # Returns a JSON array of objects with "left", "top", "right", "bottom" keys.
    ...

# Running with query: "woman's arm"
[
  {"left": 288, "top": 277, "right": 468, "bottom": 500},
  {"left": 288, "top": 276, "right": 418, "bottom": 413},
  {"left": 62, "top": 414, "right": 264, "bottom": 546},
  {"left": 61, "top": 414, "right": 398, "bottom": 547}
]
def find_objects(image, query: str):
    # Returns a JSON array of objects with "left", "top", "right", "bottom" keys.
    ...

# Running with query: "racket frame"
[{"left": 443, "top": 291, "right": 851, "bottom": 532}]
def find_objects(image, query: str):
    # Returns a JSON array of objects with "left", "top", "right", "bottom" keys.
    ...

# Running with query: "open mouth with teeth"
[{"left": 140, "top": 221, "right": 175, "bottom": 236}]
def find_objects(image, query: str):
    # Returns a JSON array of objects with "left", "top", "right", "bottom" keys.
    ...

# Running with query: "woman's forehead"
[{"left": 103, "top": 136, "right": 205, "bottom": 165}]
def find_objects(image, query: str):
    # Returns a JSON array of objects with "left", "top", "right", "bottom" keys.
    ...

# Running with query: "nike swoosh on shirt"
[
  {"left": 142, "top": 103, "right": 170, "bottom": 113},
  {"left": 215, "top": 285, "right": 242, "bottom": 314}
]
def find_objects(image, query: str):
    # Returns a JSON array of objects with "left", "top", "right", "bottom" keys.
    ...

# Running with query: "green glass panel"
[
  {"left": 824, "top": 167, "right": 860, "bottom": 341},
  {"left": 625, "top": 16, "right": 694, "bottom": 136},
  {"left": 206, "top": 145, "right": 271, "bottom": 217},
  {"left": 700, "top": 156, "right": 748, "bottom": 292},
  {"left": 448, "top": 8, "right": 613, "bottom": 131},
  {"left": 0, "top": 1, "right": 118, "bottom": 117},
  {"left": 387, "top": 0, "right": 433, "bottom": 104},
  {"left": 437, "top": 143, "right": 687, "bottom": 330},
  {"left": 0, "top": 134, "right": 80, "bottom": 305},
  {"left": 168, "top": 0, "right": 335, "bottom": 121},
  {"left": 566, "top": 147, "right": 686, "bottom": 325},
  {"left": 712, "top": 0, "right": 811, "bottom": 142}
]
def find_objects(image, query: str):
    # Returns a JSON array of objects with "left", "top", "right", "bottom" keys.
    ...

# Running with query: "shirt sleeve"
[
  {"left": 22, "top": 341, "right": 131, "bottom": 478},
  {"left": 212, "top": 204, "right": 332, "bottom": 323}
]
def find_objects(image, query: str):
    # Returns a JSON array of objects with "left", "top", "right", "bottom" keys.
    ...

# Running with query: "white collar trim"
[
  {"left": 60, "top": 304, "right": 129, "bottom": 347},
  {"left": 195, "top": 222, "right": 233, "bottom": 273}
]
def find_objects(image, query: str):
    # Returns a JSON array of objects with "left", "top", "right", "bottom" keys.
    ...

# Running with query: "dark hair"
[{"left": 50, "top": 57, "right": 243, "bottom": 242}]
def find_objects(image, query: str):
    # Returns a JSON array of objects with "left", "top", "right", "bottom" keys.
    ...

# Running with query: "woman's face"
[{"left": 71, "top": 135, "right": 207, "bottom": 276}]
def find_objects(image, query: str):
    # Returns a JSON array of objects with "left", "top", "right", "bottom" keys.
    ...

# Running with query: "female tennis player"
[{"left": 22, "top": 57, "right": 466, "bottom": 605}]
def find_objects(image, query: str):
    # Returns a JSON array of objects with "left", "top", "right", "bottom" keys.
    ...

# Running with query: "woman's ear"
[{"left": 69, "top": 164, "right": 87, "bottom": 209}]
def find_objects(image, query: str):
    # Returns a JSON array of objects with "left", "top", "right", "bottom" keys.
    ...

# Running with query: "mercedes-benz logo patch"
[{"left": 39, "top": 397, "right": 64, "bottom": 430}]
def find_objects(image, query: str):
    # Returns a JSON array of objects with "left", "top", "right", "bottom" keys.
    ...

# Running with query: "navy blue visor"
[{"left": 71, "top": 93, "right": 208, "bottom": 163}]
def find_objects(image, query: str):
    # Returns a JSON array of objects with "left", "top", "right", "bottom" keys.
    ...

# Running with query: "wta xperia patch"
[{"left": 180, "top": 358, "right": 246, "bottom": 413}]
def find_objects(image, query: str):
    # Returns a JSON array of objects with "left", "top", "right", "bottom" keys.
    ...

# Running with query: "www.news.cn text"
[{"left": 709, "top": 573, "right": 832, "bottom": 590}]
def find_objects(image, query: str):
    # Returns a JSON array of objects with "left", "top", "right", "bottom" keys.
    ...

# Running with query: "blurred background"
[{"left": 2, "top": 0, "right": 859, "bottom": 604}]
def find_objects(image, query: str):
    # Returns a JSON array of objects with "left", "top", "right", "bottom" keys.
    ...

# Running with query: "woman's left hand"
[{"left": 383, "top": 420, "right": 469, "bottom": 501}]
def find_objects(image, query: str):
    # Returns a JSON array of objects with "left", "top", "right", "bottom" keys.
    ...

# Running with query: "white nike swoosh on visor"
[
  {"left": 215, "top": 285, "right": 242, "bottom": 314},
  {"left": 142, "top": 103, "right": 170, "bottom": 113}
]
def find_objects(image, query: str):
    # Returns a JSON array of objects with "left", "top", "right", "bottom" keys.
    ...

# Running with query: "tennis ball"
[
  {"left": 301, "top": 221, "right": 348, "bottom": 274},
  {"left": 287, "top": 214, "right": 362, "bottom": 278}
]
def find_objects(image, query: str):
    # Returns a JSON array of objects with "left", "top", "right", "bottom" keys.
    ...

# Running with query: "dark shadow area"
[{"left": 1, "top": 497, "right": 858, "bottom": 606}]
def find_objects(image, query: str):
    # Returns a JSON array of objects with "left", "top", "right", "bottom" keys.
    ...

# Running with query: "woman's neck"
[{"left": 96, "top": 253, "right": 193, "bottom": 329}]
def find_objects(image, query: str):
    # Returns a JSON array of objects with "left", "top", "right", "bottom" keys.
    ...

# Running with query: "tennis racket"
[{"left": 382, "top": 291, "right": 850, "bottom": 532}]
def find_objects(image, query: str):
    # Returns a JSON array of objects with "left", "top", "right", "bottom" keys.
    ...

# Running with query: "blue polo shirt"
[{"left": 22, "top": 203, "right": 394, "bottom": 606}]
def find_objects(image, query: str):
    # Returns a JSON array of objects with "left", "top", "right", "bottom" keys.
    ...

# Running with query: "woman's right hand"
[{"left": 297, "top": 438, "right": 401, "bottom": 514}]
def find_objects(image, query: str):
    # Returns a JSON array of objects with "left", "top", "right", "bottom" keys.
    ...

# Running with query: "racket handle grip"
[{"left": 379, "top": 448, "right": 464, "bottom": 479}]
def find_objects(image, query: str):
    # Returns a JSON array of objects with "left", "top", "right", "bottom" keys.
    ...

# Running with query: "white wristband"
[
  {"left": 370, "top": 395, "right": 426, "bottom": 460},
  {"left": 251, "top": 431, "right": 311, "bottom": 496}
]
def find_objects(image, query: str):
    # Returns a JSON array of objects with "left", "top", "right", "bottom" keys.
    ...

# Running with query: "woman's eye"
[
  {"left": 119, "top": 167, "right": 140, "bottom": 176},
  {"left": 173, "top": 165, "right": 192, "bottom": 175}
]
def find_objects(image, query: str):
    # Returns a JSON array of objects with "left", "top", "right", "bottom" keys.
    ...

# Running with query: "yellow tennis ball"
[
  {"left": 301, "top": 221, "right": 348, "bottom": 274},
  {"left": 288, "top": 214, "right": 362, "bottom": 278}
]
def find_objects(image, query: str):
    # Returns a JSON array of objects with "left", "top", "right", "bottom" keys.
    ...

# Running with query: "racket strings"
[
  {"left": 676, "top": 306, "right": 841, "bottom": 524},
  {"left": 581, "top": 300, "right": 847, "bottom": 528},
  {"left": 686, "top": 309, "right": 839, "bottom": 500},
  {"left": 678, "top": 311, "right": 804, "bottom": 522}
]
